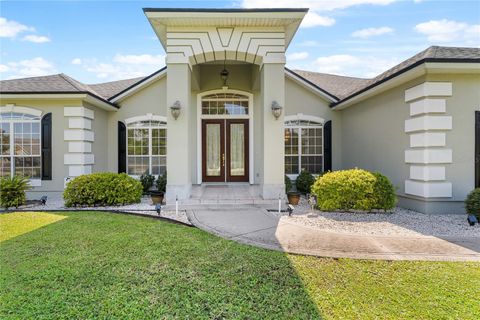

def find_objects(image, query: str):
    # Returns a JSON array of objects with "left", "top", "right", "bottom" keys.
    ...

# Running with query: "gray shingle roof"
[
  {"left": 1, "top": 46, "right": 478, "bottom": 105},
  {"left": 292, "top": 70, "right": 369, "bottom": 99},
  {"left": 293, "top": 46, "right": 480, "bottom": 102},
  {"left": 88, "top": 77, "right": 144, "bottom": 100}
]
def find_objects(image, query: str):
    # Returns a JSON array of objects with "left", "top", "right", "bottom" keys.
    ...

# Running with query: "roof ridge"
[{"left": 58, "top": 73, "right": 105, "bottom": 98}]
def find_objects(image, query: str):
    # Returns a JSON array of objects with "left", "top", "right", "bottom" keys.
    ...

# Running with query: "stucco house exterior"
[{"left": 1, "top": 8, "right": 479, "bottom": 214}]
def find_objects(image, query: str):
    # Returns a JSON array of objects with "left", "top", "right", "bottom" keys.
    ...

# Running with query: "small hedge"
[
  {"left": 465, "top": 188, "right": 480, "bottom": 219},
  {"left": 0, "top": 175, "right": 30, "bottom": 209},
  {"left": 296, "top": 170, "right": 315, "bottom": 194},
  {"left": 156, "top": 172, "right": 167, "bottom": 193},
  {"left": 311, "top": 168, "right": 396, "bottom": 212},
  {"left": 64, "top": 173, "right": 142, "bottom": 207}
]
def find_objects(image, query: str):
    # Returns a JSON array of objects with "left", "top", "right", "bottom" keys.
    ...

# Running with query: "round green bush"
[
  {"left": 63, "top": 172, "right": 143, "bottom": 207},
  {"left": 295, "top": 170, "right": 315, "bottom": 194},
  {"left": 311, "top": 168, "right": 396, "bottom": 212},
  {"left": 156, "top": 172, "right": 167, "bottom": 193},
  {"left": 0, "top": 175, "right": 30, "bottom": 209},
  {"left": 465, "top": 188, "right": 480, "bottom": 219}
]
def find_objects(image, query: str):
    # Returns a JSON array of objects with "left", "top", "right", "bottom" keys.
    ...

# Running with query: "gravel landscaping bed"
[
  {"left": 278, "top": 197, "right": 479, "bottom": 238},
  {"left": 9, "top": 195, "right": 191, "bottom": 225}
]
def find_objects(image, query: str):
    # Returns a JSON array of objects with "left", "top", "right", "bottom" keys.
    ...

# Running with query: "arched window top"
[
  {"left": 202, "top": 93, "right": 249, "bottom": 101},
  {"left": 125, "top": 114, "right": 167, "bottom": 127},
  {"left": 284, "top": 113, "right": 325, "bottom": 127},
  {"left": 0, "top": 112, "right": 41, "bottom": 121},
  {"left": 0, "top": 105, "right": 42, "bottom": 121}
]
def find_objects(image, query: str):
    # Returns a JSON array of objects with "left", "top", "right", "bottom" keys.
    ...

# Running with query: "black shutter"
[
  {"left": 324, "top": 120, "right": 332, "bottom": 173},
  {"left": 476, "top": 111, "right": 480, "bottom": 188},
  {"left": 41, "top": 113, "right": 52, "bottom": 180},
  {"left": 118, "top": 121, "right": 127, "bottom": 173}
]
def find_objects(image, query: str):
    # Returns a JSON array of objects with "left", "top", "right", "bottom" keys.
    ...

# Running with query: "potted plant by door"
[
  {"left": 151, "top": 172, "right": 167, "bottom": 205},
  {"left": 285, "top": 175, "right": 300, "bottom": 205}
]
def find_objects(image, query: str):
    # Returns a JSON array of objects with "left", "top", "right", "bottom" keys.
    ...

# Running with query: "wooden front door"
[{"left": 202, "top": 119, "right": 249, "bottom": 183}]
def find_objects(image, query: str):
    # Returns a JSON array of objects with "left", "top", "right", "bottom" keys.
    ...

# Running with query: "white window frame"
[
  {"left": 0, "top": 105, "right": 43, "bottom": 186},
  {"left": 125, "top": 114, "right": 167, "bottom": 178},
  {"left": 284, "top": 114, "right": 325, "bottom": 180}
]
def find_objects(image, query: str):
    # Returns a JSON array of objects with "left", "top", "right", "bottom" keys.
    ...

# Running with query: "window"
[
  {"left": 0, "top": 112, "right": 41, "bottom": 179},
  {"left": 202, "top": 93, "right": 249, "bottom": 115},
  {"left": 127, "top": 119, "right": 166, "bottom": 176},
  {"left": 284, "top": 118, "right": 323, "bottom": 176}
]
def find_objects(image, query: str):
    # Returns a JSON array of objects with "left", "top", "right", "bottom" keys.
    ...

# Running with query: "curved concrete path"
[{"left": 187, "top": 208, "right": 480, "bottom": 262}]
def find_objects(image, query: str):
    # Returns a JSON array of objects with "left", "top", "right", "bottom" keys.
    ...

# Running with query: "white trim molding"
[
  {"left": 405, "top": 82, "right": 452, "bottom": 102},
  {"left": 284, "top": 113, "right": 325, "bottom": 124},
  {"left": 404, "top": 81, "right": 453, "bottom": 198},
  {"left": 0, "top": 104, "right": 43, "bottom": 117},
  {"left": 64, "top": 106, "right": 94, "bottom": 119},
  {"left": 124, "top": 113, "right": 167, "bottom": 125},
  {"left": 63, "top": 106, "right": 95, "bottom": 177},
  {"left": 405, "top": 180, "right": 452, "bottom": 198}
]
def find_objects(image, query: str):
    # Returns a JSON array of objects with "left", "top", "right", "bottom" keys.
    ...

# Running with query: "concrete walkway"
[{"left": 187, "top": 208, "right": 480, "bottom": 262}]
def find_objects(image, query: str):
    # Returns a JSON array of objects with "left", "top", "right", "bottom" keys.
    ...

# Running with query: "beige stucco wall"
[
  {"left": 106, "top": 77, "right": 168, "bottom": 173},
  {"left": 341, "top": 76, "right": 426, "bottom": 195},
  {"left": 284, "top": 77, "right": 342, "bottom": 170},
  {"left": 84, "top": 102, "right": 108, "bottom": 173},
  {"left": 0, "top": 98, "right": 83, "bottom": 193},
  {"left": 425, "top": 73, "right": 480, "bottom": 200},
  {"left": 341, "top": 72, "right": 480, "bottom": 213}
]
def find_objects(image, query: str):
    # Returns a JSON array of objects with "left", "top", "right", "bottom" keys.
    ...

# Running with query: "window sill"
[{"left": 28, "top": 179, "right": 42, "bottom": 187}]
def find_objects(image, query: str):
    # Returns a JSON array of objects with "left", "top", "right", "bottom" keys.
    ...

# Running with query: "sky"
[{"left": 1, "top": 0, "right": 479, "bottom": 83}]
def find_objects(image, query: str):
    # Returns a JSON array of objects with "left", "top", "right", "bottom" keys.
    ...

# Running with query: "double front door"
[{"left": 202, "top": 119, "right": 249, "bottom": 182}]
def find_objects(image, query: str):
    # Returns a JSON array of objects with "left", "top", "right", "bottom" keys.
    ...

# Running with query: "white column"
[
  {"left": 261, "top": 62, "right": 285, "bottom": 199},
  {"left": 404, "top": 82, "right": 453, "bottom": 198},
  {"left": 165, "top": 61, "right": 192, "bottom": 202}
]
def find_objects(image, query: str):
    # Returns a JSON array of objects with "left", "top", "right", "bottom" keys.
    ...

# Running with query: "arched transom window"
[
  {"left": 0, "top": 111, "right": 41, "bottom": 179},
  {"left": 201, "top": 93, "right": 249, "bottom": 115},
  {"left": 127, "top": 119, "right": 167, "bottom": 176},
  {"left": 284, "top": 117, "right": 324, "bottom": 176}
]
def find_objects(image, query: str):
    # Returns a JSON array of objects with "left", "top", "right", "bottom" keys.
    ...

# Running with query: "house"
[{"left": 1, "top": 8, "right": 479, "bottom": 214}]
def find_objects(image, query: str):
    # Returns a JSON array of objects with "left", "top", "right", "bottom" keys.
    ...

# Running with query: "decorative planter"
[
  {"left": 287, "top": 192, "right": 301, "bottom": 205},
  {"left": 150, "top": 191, "right": 164, "bottom": 205}
]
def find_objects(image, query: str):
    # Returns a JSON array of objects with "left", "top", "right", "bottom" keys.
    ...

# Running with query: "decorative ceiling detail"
[{"left": 166, "top": 27, "right": 286, "bottom": 66}]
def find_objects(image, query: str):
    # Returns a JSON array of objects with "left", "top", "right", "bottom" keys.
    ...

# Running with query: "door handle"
[{"left": 222, "top": 153, "right": 225, "bottom": 167}]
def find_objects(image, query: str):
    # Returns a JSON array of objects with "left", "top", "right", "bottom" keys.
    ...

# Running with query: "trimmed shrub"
[
  {"left": 285, "top": 175, "right": 292, "bottom": 193},
  {"left": 156, "top": 172, "right": 167, "bottom": 193},
  {"left": 140, "top": 172, "right": 155, "bottom": 193},
  {"left": 465, "top": 188, "right": 480, "bottom": 219},
  {"left": 311, "top": 168, "right": 396, "bottom": 212},
  {"left": 0, "top": 175, "right": 30, "bottom": 209},
  {"left": 295, "top": 170, "right": 315, "bottom": 194},
  {"left": 63, "top": 172, "right": 142, "bottom": 207},
  {"left": 371, "top": 172, "right": 397, "bottom": 210}
]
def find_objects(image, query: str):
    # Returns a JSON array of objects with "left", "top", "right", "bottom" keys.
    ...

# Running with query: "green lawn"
[{"left": 0, "top": 211, "right": 478, "bottom": 319}]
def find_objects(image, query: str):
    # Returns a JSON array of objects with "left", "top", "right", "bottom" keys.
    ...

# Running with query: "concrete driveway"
[{"left": 187, "top": 208, "right": 480, "bottom": 261}]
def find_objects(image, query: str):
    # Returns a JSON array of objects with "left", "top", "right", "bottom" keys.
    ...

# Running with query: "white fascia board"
[
  {"left": 285, "top": 70, "right": 338, "bottom": 103},
  {"left": 425, "top": 62, "right": 480, "bottom": 74},
  {"left": 84, "top": 95, "right": 118, "bottom": 112},
  {"left": 110, "top": 69, "right": 167, "bottom": 103},
  {"left": 0, "top": 93, "right": 87, "bottom": 100}
]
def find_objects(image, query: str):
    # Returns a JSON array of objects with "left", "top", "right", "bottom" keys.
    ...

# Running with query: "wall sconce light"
[
  {"left": 170, "top": 100, "right": 181, "bottom": 120},
  {"left": 271, "top": 101, "right": 282, "bottom": 120}
]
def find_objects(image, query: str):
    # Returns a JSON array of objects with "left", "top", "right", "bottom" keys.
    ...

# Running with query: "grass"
[
  {"left": 0, "top": 211, "right": 66, "bottom": 242},
  {"left": 0, "top": 211, "right": 478, "bottom": 319}
]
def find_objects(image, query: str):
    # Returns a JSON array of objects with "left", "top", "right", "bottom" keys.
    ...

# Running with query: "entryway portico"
[{"left": 144, "top": 8, "right": 308, "bottom": 202}]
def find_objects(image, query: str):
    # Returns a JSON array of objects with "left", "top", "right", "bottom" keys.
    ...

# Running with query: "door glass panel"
[
  {"left": 230, "top": 123, "right": 244, "bottom": 176},
  {"left": 206, "top": 124, "right": 221, "bottom": 176}
]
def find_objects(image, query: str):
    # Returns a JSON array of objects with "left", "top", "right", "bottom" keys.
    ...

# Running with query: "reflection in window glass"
[
  {"left": 284, "top": 119, "right": 323, "bottom": 175},
  {"left": 0, "top": 112, "right": 41, "bottom": 179},
  {"left": 127, "top": 119, "right": 167, "bottom": 176}
]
